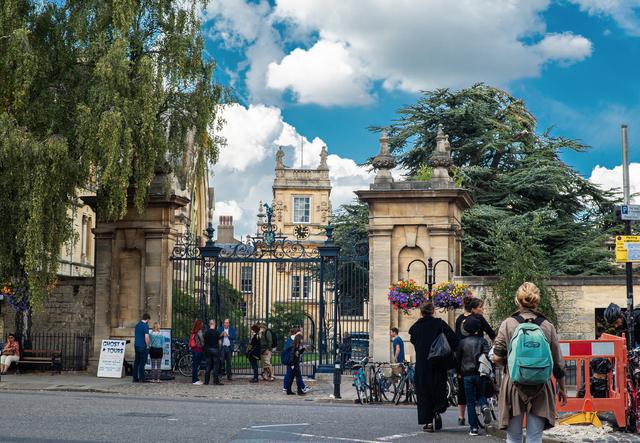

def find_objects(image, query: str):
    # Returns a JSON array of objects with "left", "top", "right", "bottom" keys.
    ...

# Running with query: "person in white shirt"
[{"left": 217, "top": 319, "right": 236, "bottom": 381}]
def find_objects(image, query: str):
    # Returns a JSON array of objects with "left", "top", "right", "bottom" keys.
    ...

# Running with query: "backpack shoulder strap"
[
  {"left": 532, "top": 316, "right": 545, "bottom": 327},
  {"left": 512, "top": 314, "right": 526, "bottom": 324}
]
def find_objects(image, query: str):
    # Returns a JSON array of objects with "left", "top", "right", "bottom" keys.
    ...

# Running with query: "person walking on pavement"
[
  {"left": 409, "top": 301, "right": 458, "bottom": 433},
  {"left": 456, "top": 316, "right": 492, "bottom": 436},
  {"left": 149, "top": 322, "right": 164, "bottom": 383},
  {"left": 247, "top": 324, "right": 261, "bottom": 383},
  {"left": 189, "top": 319, "right": 205, "bottom": 385},
  {"left": 218, "top": 318, "right": 235, "bottom": 381},
  {"left": 285, "top": 334, "right": 306, "bottom": 395},
  {"left": 259, "top": 323, "right": 275, "bottom": 381},
  {"left": 133, "top": 313, "right": 151, "bottom": 383},
  {"left": 390, "top": 327, "right": 405, "bottom": 363},
  {"left": 493, "top": 282, "right": 567, "bottom": 443},
  {"left": 203, "top": 319, "right": 223, "bottom": 386},
  {"left": 282, "top": 328, "right": 311, "bottom": 394}
]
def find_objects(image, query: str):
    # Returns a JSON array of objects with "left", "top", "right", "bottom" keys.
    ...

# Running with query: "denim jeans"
[
  {"left": 283, "top": 364, "right": 305, "bottom": 390},
  {"left": 507, "top": 414, "right": 545, "bottom": 443},
  {"left": 249, "top": 356, "right": 259, "bottom": 380},
  {"left": 133, "top": 347, "right": 148, "bottom": 382},
  {"left": 463, "top": 375, "right": 488, "bottom": 430},
  {"left": 285, "top": 365, "right": 302, "bottom": 393},
  {"left": 220, "top": 346, "right": 232, "bottom": 378},
  {"left": 191, "top": 351, "right": 203, "bottom": 383}
]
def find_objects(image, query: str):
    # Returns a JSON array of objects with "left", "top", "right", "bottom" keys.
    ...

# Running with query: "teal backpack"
[{"left": 507, "top": 315, "right": 553, "bottom": 386}]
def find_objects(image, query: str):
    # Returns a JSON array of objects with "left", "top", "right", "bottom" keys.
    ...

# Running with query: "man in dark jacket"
[
  {"left": 203, "top": 320, "right": 222, "bottom": 385},
  {"left": 456, "top": 316, "right": 491, "bottom": 436}
]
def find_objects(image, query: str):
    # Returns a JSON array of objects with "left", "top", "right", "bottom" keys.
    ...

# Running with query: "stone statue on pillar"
[
  {"left": 318, "top": 146, "right": 329, "bottom": 170},
  {"left": 372, "top": 131, "right": 396, "bottom": 184},
  {"left": 275, "top": 146, "right": 285, "bottom": 170},
  {"left": 429, "top": 124, "right": 454, "bottom": 185}
]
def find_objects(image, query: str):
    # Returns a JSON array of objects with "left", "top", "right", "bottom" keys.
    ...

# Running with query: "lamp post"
[
  {"left": 406, "top": 257, "right": 454, "bottom": 295},
  {"left": 199, "top": 222, "right": 222, "bottom": 322}
]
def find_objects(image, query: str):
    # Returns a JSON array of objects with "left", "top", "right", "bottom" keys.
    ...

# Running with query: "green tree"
[
  {"left": 488, "top": 212, "right": 558, "bottom": 326},
  {"left": 269, "top": 303, "right": 309, "bottom": 351},
  {"left": 372, "top": 84, "right": 619, "bottom": 276},
  {"left": 1, "top": 1, "right": 224, "bottom": 307}
]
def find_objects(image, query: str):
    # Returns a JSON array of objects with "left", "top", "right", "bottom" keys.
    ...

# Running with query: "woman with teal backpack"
[{"left": 493, "top": 282, "right": 567, "bottom": 443}]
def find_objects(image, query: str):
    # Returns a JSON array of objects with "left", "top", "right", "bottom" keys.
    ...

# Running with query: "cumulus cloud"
[
  {"left": 569, "top": 0, "right": 640, "bottom": 36},
  {"left": 211, "top": 104, "right": 395, "bottom": 237},
  {"left": 533, "top": 32, "right": 593, "bottom": 63},
  {"left": 266, "top": 40, "right": 373, "bottom": 106},
  {"left": 204, "top": 0, "right": 593, "bottom": 106},
  {"left": 589, "top": 163, "right": 640, "bottom": 202}
]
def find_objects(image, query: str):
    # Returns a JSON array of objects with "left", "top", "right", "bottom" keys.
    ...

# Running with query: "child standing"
[
  {"left": 456, "top": 316, "right": 492, "bottom": 436},
  {"left": 285, "top": 334, "right": 306, "bottom": 395}
]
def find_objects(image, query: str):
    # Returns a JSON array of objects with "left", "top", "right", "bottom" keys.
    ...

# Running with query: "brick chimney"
[{"left": 217, "top": 215, "right": 236, "bottom": 243}]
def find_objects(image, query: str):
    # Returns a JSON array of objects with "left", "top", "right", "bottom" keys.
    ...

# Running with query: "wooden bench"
[{"left": 17, "top": 349, "right": 62, "bottom": 374}]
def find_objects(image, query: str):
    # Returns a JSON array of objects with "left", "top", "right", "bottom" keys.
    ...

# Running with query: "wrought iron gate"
[{"left": 170, "top": 205, "right": 369, "bottom": 377}]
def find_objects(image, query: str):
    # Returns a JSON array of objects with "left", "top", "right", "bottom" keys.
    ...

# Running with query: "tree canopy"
[
  {"left": 371, "top": 84, "right": 620, "bottom": 276},
  {"left": 1, "top": 0, "right": 223, "bottom": 304}
]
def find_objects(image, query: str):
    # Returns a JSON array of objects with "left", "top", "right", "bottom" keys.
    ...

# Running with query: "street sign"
[
  {"left": 621, "top": 205, "right": 640, "bottom": 221},
  {"left": 615, "top": 235, "right": 640, "bottom": 262}
]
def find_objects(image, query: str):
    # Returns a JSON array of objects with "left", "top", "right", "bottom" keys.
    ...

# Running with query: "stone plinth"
[
  {"left": 88, "top": 174, "right": 189, "bottom": 370},
  {"left": 356, "top": 181, "right": 472, "bottom": 362}
]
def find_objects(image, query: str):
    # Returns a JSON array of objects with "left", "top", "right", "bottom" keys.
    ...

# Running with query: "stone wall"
[
  {"left": 1, "top": 276, "right": 94, "bottom": 337},
  {"left": 462, "top": 275, "right": 640, "bottom": 340}
]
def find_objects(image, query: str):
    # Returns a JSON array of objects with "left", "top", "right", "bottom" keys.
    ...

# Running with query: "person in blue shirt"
[
  {"left": 133, "top": 313, "right": 150, "bottom": 383},
  {"left": 217, "top": 318, "right": 236, "bottom": 381},
  {"left": 391, "top": 327, "right": 405, "bottom": 363}
]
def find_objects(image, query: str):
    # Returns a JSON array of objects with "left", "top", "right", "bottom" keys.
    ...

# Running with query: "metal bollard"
[{"left": 333, "top": 362, "right": 341, "bottom": 399}]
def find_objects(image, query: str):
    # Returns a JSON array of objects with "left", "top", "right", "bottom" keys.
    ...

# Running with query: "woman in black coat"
[{"left": 409, "top": 301, "right": 458, "bottom": 432}]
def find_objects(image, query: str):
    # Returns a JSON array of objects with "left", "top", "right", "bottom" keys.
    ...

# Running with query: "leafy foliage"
[
  {"left": 488, "top": 214, "right": 558, "bottom": 326},
  {"left": 269, "top": 302, "right": 309, "bottom": 351},
  {"left": 0, "top": 0, "right": 224, "bottom": 304},
  {"left": 371, "top": 84, "right": 620, "bottom": 276}
]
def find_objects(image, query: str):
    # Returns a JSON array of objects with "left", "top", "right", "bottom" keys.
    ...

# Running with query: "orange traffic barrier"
[{"left": 556, "top": 333, "right": 627, "bottom": 428}]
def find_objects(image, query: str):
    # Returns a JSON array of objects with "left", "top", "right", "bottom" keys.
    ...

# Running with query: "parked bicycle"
[
  {"left": 447, "top": 369, "right": 459, "bottom": 407},
  {"left": 370, "top": 362, "right": 401, "bottom": 402},
  {"left": 393, "top": 362, "right": 416, "bottom": 404},
  {"left": 171, "top": 339, "right": 191, "bottom": 377},
  {"left": 349, "top": 356, "right": 370, "bottom": 404}
]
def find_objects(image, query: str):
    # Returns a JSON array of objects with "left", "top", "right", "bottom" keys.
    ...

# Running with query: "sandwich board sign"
[
  {"left": 615, "top": 235, "right": 640, "bottom": 263},
  {"left": 97, "top": 339, "right": 126, "bottom": 378}
]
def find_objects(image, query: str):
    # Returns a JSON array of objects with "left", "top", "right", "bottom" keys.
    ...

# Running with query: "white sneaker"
[
  {"left": 302, "top": 386, "right": 312, "bottom": 393},
  {"left": 193, "top": 381, "right": 203, "bottom": 385},
  {"left": 282, "top": 388, "right": 287, "bottom": 393}
]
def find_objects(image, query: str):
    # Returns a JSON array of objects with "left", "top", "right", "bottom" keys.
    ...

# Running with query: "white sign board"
[
  {"left": 97, "top": 339, "right": 126, "bottom": 378},
  {"left": 621, "top": 204, "right": 640, "bottom": 221},
  {"left": 145, "top": 328, "right": 172, "bottom": 371}
]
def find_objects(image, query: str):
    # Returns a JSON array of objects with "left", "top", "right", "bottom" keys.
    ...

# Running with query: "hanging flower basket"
[
  {"left": 432, "top": 281, "right": 472, "bottom": 311},
  {"left": 388, "top": 279, "right": 428, "bottom": 314}
]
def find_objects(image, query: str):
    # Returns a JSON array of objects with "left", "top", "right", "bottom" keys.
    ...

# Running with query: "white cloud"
[
  {"left": 271, "top": 0, "right": 592, "bottom": 99},
  {"left": 589, "top": 163, "right": 640, "bottom": 202},
  {"left": 533, "top": 32, "right": 592, "bottom": 63},
  {"left": 266, "top": 40, "right": 372, "bottom": 106},
  {"left": 204, "top": 0, "right": 593, "bottom": 106},
  {"left": 569, "top": 0, "right": 640, "bottom": 36},
  {"left": 211, "top": 104, "right": 389, "bottom": 237}
]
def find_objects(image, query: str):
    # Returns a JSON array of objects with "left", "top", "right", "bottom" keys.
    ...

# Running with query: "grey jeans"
[{"left": 507, "top": 414, "right": 545, "bottom": 443}]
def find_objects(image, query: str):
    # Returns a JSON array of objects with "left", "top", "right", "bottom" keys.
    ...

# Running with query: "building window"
[
  {"left": 80, "top": 215, "right": 88, "bottom": 263},
  {"left": 291, "top": 275, "right": 311, "bottom": 299},
  {"left": 293, "top": 196, "right": 311, "bottom": 223},
  {"left": 241, "top": 266, "right": 253, "bottom": 293}
]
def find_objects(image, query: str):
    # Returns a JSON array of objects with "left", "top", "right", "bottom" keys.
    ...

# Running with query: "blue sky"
[{"left": 203, "top": 0, "right": 640, "bottom": 236}]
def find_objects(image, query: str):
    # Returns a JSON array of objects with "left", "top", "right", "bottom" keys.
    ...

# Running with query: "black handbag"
[{"left": 428, "top": 320, "right": 454, "bottom": 367}]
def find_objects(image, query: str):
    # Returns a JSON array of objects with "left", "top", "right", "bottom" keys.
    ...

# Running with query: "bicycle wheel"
[
  {"left": 380, "top": 376, "right": 399, "bottom": 402},
  {"left": 178, "top": 354, "right": 192, "bottom": 377},
  {"left": 447, "top": 378, "right": 459, "bottom": 406}
]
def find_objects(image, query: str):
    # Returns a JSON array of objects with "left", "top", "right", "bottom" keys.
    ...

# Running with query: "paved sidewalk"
[{"left": 0, "top": 371, "right": 341, "bottom": 402}]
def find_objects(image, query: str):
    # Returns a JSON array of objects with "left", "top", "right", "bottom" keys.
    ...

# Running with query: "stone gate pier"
[{"left": 356, "top": 127, "right": 472, "bottom": 362}]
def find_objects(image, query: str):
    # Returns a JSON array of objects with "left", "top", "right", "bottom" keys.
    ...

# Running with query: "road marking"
[
  {"left": 246, "top": 428, "right": 379, "bottom": 443},
  {"left": 167, "top": 418, "right": 178, "bottom": 421},
  {"left": 250, "top": 423, "right": 310, "bottom": 428},
  {"left": 378, "top": 432, "right": 423, "bottom": 440}
]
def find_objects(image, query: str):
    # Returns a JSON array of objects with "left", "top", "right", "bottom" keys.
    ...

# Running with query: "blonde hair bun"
[{"left": 515, "top": 282, "right": 541, "bottom": 309}]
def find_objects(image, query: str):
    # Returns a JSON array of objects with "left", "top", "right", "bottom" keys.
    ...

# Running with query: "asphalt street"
[{"left": 2, "top": 390, "right": 499, "bottom": 443}]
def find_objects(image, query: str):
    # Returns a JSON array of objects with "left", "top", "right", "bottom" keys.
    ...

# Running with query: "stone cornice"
[{"left": 355, "top": 187, "right": 473, "bottom": 210}]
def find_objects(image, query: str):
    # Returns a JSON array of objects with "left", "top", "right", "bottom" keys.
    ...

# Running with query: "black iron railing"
[{"left": 7, "top": 332, "right": 92, "bottom": 371}]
